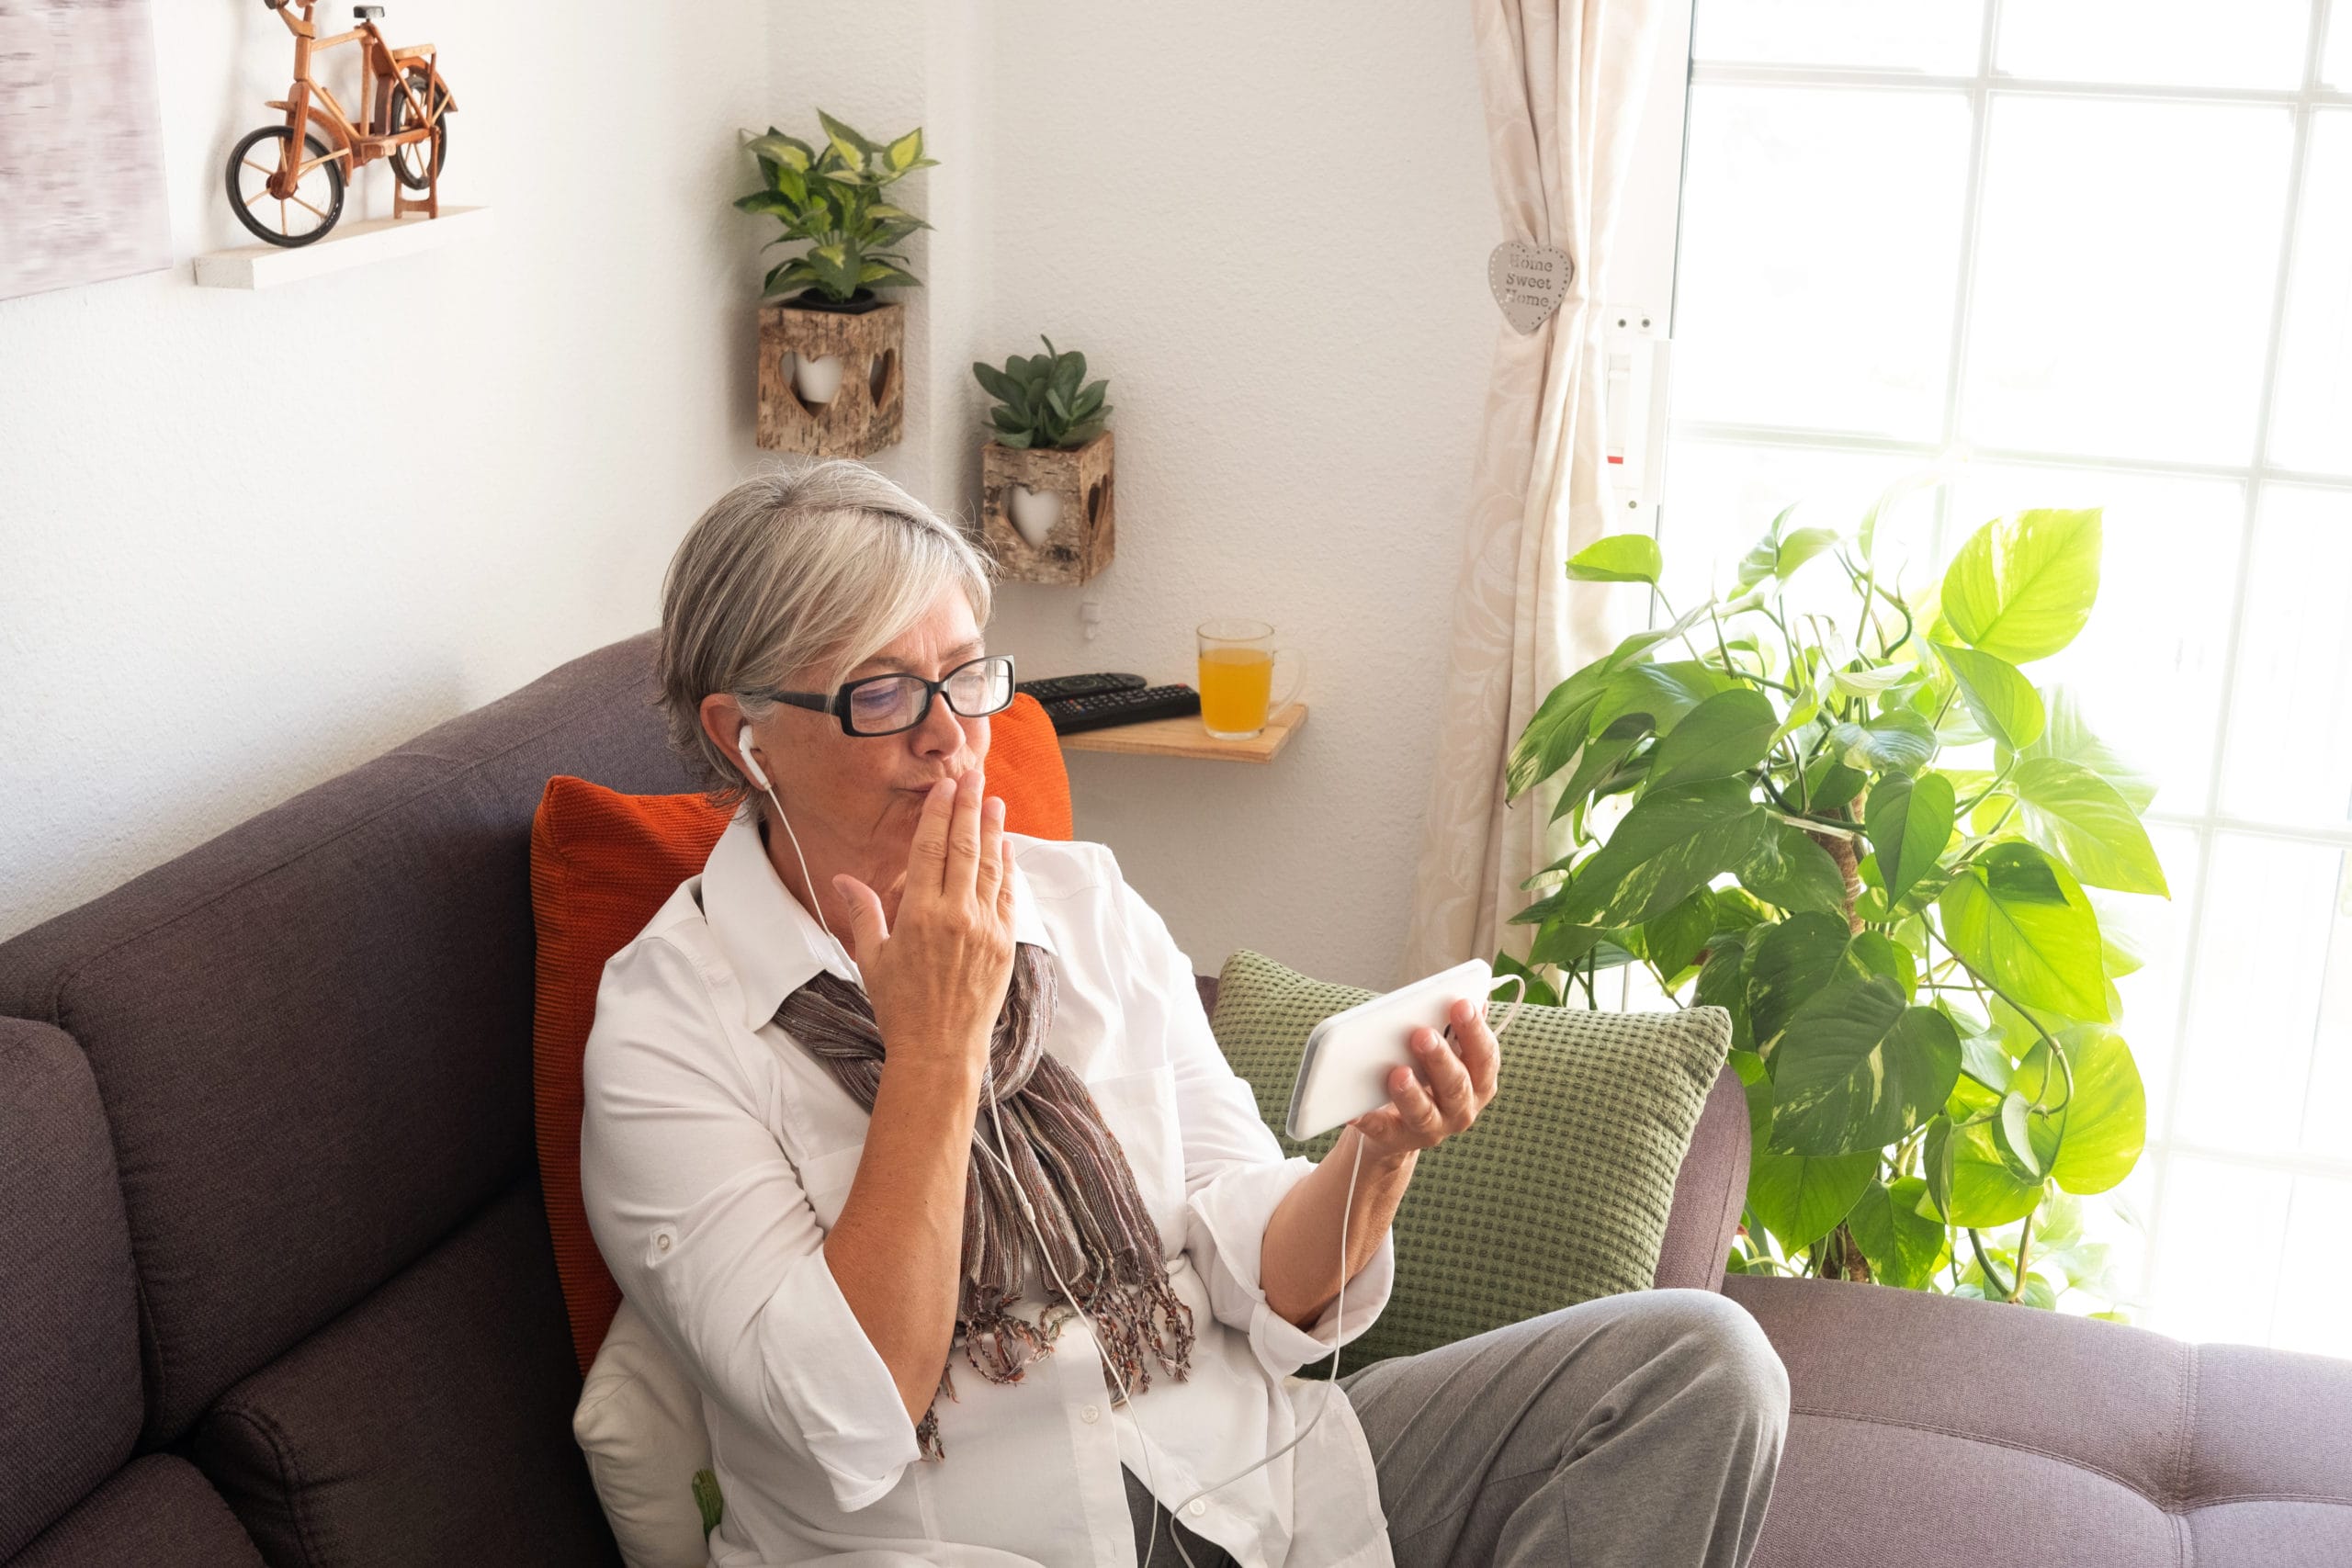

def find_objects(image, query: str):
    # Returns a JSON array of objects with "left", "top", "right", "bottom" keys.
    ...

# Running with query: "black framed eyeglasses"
[{"left": 758, "top": 653, "right": 1017, "bottom": 737}]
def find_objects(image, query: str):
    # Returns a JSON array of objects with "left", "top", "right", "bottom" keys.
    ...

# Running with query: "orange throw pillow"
[{"left": 531, "top": 693, "right": 1074, "bottom": 1377}]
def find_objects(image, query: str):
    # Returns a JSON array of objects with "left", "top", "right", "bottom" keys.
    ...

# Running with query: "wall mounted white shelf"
[{"left": 192, "top": 205, "right": 489, "bottom": 290}]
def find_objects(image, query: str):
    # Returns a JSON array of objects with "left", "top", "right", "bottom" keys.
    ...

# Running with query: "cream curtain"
[{"left": 1400, "top": 0, "right": 1668, "bottom": 982}]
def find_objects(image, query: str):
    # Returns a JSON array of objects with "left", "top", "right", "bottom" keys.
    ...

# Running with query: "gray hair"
[{"left": 655, "top": 459, "right": 999, "bottom": 814}]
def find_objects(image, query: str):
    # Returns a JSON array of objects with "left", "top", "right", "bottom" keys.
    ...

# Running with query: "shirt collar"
[{"left": 699, "top": 801, "right": 1057, "bottom": 1031}]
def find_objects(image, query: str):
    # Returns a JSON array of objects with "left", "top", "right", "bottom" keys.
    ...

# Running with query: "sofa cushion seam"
[
  {"left": 2174, "top": 1343, "right": 2199, "bottom": 1563},
  {"left": 212, "top": 1403, "right": 330, "bottom": 1566}
]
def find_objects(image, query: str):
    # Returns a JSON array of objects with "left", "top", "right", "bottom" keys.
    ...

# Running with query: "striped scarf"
[{"left": 775, "top": 942, "right": 1195, "bottom": 1460}]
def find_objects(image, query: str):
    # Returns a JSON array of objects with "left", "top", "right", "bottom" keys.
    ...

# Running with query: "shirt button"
[
  {"left": 1080, "top": 1403, "right": 1101, "bottom": 1424},
  {"left": 1188, "top": 1500, "right": 1206, "bottom": 1517},
  {"left": 656, "top": 1233, "right": 672, "bottom": 1252}
]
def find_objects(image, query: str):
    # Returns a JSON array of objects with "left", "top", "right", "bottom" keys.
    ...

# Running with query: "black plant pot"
[{"left": 790, "top": 287, "right": 887, "bottom": 315}]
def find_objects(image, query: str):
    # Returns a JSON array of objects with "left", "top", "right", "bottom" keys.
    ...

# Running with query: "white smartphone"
[{"left": 1283, "top": 958, "right": 1527, "bottom": 1142}]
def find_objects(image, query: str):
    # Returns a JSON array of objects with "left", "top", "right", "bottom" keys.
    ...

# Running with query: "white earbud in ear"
[
  {"left": 735, "top": 718, "right": 858, "bottom": 983},
  {"left": 736, "top": 723, "right": 772, "bottom": 792}
]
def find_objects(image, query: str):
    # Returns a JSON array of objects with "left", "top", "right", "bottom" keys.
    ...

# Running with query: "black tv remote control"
[
  {"left": 1015, "top": 671, "right": 1149, "bottom": 703},
  {"left": 1040, "top": 683, "right": 1203, "bottom": 735}
]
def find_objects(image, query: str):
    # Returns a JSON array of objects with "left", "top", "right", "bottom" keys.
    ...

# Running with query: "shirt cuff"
[
  {"left": 756, "top": 1244, "right": 923, "bottom": 1512},
  {"left": 1183, "top": 1156, "right": 1397, "bottom": 1381}
]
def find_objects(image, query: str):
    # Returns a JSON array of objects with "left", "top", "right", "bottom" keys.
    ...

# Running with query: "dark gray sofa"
[{"left": 5, "top": 629, "right": 2347, "bottom": 1567}]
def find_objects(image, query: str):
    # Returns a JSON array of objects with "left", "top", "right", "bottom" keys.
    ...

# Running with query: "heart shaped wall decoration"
[
  {"left": 1487, "top": 240, "right": 1574, "bottom": 335},
  {"left": 1009, "top": 484, "right": 1063, "bottom": 549}
]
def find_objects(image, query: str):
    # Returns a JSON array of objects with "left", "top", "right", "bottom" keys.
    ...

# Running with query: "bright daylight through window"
[{"left": 1652, "top": 0, "right": 2352, "bottom": 1354}]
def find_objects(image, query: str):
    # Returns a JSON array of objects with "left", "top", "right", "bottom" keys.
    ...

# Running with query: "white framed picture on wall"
[{"left": 0, "top": 0, "right": 170, "bottom": 302}]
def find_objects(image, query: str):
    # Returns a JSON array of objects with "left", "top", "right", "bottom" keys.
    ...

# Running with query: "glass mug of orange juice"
[{"left": 1196, "top": 619, "right": 1306, "bottom": 739}]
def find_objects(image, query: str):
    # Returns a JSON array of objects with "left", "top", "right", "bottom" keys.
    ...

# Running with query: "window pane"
[
  {"left": 2094, "top": 824, "right": 2200, "bottom": 1136},
  {"left": 2175, "top": 832, "right": 2346, "bottom": 1156},
  {"left": 1693, "top": 0, "right": 1984, "bottom": 73},
  {"left": 2292, "top": 852, "right": 2352, "bottom": 1159},
  {"left": 2071, "top": 1159, "right": 2156, "bottom": 1320},
  {"left": 2276, "top": 1174, "right": 2352, "bottom": 1358},
  {"left": 2217, "top": 487, "right": 2352, "bottom": 828},
  {"left": 1962, "top": 96, "right": 2294, "bottom": 464},
  {"left": 2145, "top": 1156, "right": 2291, "bottom": 1345},
  {"left": 1655, "top": 439, "right": 1939, "bottom": 615},
  {"left": 1996, "top": 0, "right": 2312, "bottom": 90},
  {"left": 1675, "top": 86, "right": 1971, "bottom": 439},
  {"left": 1946, "top": 466, "right": 2242, "bottom": 814},
  {"left": 2269, "top": 111, "right": 2352, "bottom": 476},
  {"left": 2327, "top": 7, "right": 2352, "bottom": 87}
]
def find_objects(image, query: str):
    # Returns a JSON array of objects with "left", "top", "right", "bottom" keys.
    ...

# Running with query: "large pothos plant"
[{"left": 1493, "top": 500, "right": 2163, "bottom": 1313}]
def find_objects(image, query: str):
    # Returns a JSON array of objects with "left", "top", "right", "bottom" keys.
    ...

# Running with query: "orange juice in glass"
[{"left": 1196, "top": 619, "right": 1305, "bottom": 739}]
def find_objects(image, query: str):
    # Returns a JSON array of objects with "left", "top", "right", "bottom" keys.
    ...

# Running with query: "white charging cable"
[
  {"left": 984, "top": 967, "right": 1523, "bottom": 1568},
  {"left": 978, "top": 1093, "right": 1362, "bottom": 1568}
]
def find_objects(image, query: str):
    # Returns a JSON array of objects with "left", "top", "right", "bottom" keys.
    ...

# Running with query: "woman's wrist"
[
  {"left": 876, "top": 1034, "right": 989, "bottom": 1097},
  {"left": 1350, "top": 1125, "right": 1420, "bottom": 1178}
]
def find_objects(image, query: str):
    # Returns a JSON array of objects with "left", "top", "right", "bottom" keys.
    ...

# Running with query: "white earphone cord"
[
  {"left": 980, "top": 1095, "right": 1363, "bottom": 1568},
  {"left": 988, "top": 969, "right": 1523, "bottom": 1568},
  {"left": 743, "top": 727, "right": 1530, "bottom": 1568},
  {"left": 743, "top": 729, "right": 859, "bottom": 977}
]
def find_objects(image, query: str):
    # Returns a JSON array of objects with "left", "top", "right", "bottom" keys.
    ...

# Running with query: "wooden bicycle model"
[{"left": 223, "top": 0, "right": 457, "bottom": 248}]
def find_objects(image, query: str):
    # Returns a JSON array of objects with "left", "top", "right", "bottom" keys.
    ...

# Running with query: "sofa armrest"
[
  {"left": 1652, "top": 1065, "right": 1748, "bottom": 1292},
  {"left": 1724, "top": 1273, "right": 2352, "bottom": 1566}
]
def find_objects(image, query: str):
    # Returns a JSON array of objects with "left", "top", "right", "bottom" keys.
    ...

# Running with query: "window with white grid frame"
[{"left": 1650, "top": 0, "right": 2352, "bottom": 1354}]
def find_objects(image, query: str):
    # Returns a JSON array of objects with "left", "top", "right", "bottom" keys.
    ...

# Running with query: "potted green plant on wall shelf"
[
  {"left": 1497, "top": 498, "right": 2162, "bottom": 1315},
  {"left": 972, "top": 335, "right": 1116, "bottom": 584},
  {"left": 737, "top": 108, "right": 936, "bottom": 457}
]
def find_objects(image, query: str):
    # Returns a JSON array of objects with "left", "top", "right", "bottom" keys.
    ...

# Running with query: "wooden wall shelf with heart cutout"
[
  {"left": 978, "top": 430, "right": 1115, "bottom": 584},
  {"left": 755, "top": 297, "right": 904, "bottom": 457}
]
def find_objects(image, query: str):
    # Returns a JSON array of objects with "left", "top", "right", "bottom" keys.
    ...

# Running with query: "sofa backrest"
[
  {"left": 0, "top": 630, "right": 692, "bottom": 1562},
  {"left": 0, "top": 629, "right": 692, "bottom": 1449}
]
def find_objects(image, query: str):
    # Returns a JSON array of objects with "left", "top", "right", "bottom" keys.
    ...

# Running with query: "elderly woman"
[{"left": 580, "top": 460, "right": 1787, "bottom": 1568}]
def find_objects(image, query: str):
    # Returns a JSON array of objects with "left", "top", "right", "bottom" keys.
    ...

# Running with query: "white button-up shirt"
[{"left": 579, "top": 804, "right": 1397, "bottom": 1568}]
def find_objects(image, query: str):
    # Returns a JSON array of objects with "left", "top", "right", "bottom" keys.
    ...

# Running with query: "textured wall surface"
[
  {"left": 0, "top": 2, "right": 774, "bottom": 939},
  {"left": 5, "top": 2, "right": 1518, "bottom": 992}
]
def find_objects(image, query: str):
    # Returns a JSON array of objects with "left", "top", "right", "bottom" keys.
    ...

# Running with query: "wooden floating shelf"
[
  {"left": 1057, "top": 701, "right": 1307, "bottom": 762},
  {"left": 193, "top": 205, "right": 490, "bottom": 290}
]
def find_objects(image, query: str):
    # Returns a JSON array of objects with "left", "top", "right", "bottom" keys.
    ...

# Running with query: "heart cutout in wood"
[
  {"left": 786, "top": 350, "right": 843, "bottom": 416},
  {"left": 1488, "top": 240, "right": 1574, "bottom": 335},
  {"left": 1008, "top": 484, "right": 1062, "bottom": 549}
]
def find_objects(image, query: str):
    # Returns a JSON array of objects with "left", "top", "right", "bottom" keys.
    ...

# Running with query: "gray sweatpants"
[{"left": 1123, "top": 1288, "right": 1790, "bottom": 1568}]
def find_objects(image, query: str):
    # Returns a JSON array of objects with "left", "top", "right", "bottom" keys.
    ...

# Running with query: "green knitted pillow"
[{"left": 1207, "top": 950, "right": 1729, "bottom": 1375}]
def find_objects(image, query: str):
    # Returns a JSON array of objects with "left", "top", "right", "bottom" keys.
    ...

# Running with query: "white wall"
[
  {"left": 775, "top": 0, "right": 1504, "bottom": 988},
  {"left": 983, "top": 4, "right": 1503, "bottom": 989},
  {"left": 6, "top": 2, "right": 1682, "bottom": 996},
  {"left": 1, "top": 0, "right": 773, "bottom": 938}
]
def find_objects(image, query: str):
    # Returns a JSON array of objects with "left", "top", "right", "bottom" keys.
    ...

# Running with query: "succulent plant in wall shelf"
[{"left": 972, "top": 336, "right": 1113, "bottom": 451}]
